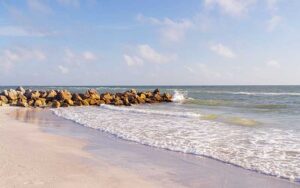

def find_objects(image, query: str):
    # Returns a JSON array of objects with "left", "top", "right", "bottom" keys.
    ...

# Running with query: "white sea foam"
[
  {"left": 52, "top": 106, "right": 300, "bottom": 181},
  {"left": 172, "top": 90, "right": 187, "bottom": 102}
]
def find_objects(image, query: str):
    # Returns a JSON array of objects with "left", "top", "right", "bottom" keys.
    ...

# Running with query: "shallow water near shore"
[
  {"left": 11, "top": 108, "right": 299, "bottom": 188},
  {"left": 2, "top": 85, "right": 300, "bottom": 182}
]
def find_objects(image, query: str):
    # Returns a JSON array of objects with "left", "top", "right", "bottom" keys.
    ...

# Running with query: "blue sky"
[{"left": 0, "top": 0, "right": 299, "bottom": 85}]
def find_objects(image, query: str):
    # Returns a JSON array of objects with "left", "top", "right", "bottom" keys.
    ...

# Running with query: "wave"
[
  {"left": 52, "top": 106, "right": 300, "bottom": 181},
  {"left": 254, "top": 104, "right": 288, "bottom": 109},
  {"left": 184, "top": 99, "right": 231, "bottom": 106},
  {"left": 172, "top": 90, "right": 187, "bottom": 102},
  {"left": 100, "top": 104, "right": 201, "bottom": 118},
  {"left": 199, "top": 91, "right": 300, "bottom": 96},
  {"left": 224, "top": 117, "right": 259, "bottom": 126}
]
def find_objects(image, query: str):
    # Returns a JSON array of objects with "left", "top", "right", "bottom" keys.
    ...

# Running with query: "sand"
[{"left": 0, "top": 107, "right": 162, "bottom": 188}]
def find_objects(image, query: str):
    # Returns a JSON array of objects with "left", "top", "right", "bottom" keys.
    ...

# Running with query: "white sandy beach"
[{"left": 0, "top": 107, "right": 164, "bottom": 188}]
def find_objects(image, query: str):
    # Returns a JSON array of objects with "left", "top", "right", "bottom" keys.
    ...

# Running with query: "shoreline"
[
  {"left": 0, "top": 107, "right": 166, "bottom": 188},
  {"left": 3, "top": 107, "right": 298, "bottom": 188}
]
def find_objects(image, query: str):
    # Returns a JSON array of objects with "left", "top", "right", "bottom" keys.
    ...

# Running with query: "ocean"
[{"left": 1, "top": 86, "right": 300, "bottom": 181}]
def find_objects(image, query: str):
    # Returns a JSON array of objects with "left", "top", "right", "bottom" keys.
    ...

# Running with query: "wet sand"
[{"left": 1, "top": 107, "right": 299, "bottom": 188}]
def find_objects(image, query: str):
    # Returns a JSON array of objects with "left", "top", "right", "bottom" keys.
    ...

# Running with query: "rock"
[
  {"left": 99, "top": 100, "right": 105, "bottom": 105},
  {"left": 72, "top": 93, "right": 82, "bottom": 101},
  {"left": 144, "top": 91, "right": 153, "bottom": 98},
  {"left": 16, "top": 86, "right": 25, "bottom": 94},
  {"left": 136, "top": 96, "right": 145, "bottom": 104},
  {"left": 1, "top": 90, "right": 8, "bottom": 97},
  {"left": 88, "top": 99, "right": 97, "bottom": 105},
  {"left": 57, "top": 90, "right": 72, "bottom": 100},
  {"left": 82, "top": 99, "right": 90, "bottom": 106},
  {"left": 52, "top": 100, "right": 61, "bottom": 108},
  {"left": 34, "top": 98, "right": 46, "bottom": 107},
  {"left": 64, "top": 99, "right": 74, "bottom": 106},
  {"left": 39, "top": 91, "right": 48, "bottom": 98},
  {"left": 153, "top": 88, "right": 160, "bottom": 94},
  {"left": 162, "top": 93, "right": 172, "bottom": 102},
  {"left": 0, "top": 95, "right": 8, "bottom": 104},
  {"left": 122, "top": 97, "right": 131, "bottom": 106},
  {"left": 89, "top": 99, "right": 99, "bottom": 105},
  {"left": 101, "top": 93, "right": 113, "bottom": 100},
  {"left": 61, "top": 103, "right": 69, "bottom": 107},
  {"left": 17, "top": 98, "right": 28, "bottom": 107},
  {"left": 26, "top": 91, "right": 40, "bottom": 100},
  {"left": 113, "top": 98, "right": 123, "bottom": 106},
  {"left": 101, "top": 93, "right": 114, "bottom": 104},
  {"left": 145, "top": 98, "right": 154, "bottom": 103},
  {"left": 139, "top": 93, "right": 146, "bottom": 100},
  {"left": 128, "top": 89, "right": 137, "bottom": 95},
  {"left": 46, "top": 90, "right": 57, "bottom": 99},
  {"left": 86, "top": 89, "right": 100, "bottom": 100},
  {"left": 7, "top": 89, "right": 18, "bottom": 100},
  {"left": 0, "top": 87, "right": 173, "bottom": 108},
  {"left": 28, "top": 100, "right": 35, "bottom": 106},
  {"left": 10, "top": 100, "right": 18, "bottom": 106},
  {"left": 74, "top": 101, "right": 82, "bottom": 106},
  {"left": 153, "top": 93, "right": 162, "bottom": 102},
  {"left": 47, "top": 101, "right": 53, "bottom": 107}
]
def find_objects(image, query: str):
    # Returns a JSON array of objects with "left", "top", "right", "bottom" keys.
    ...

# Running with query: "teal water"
[{"left": 1, "top": 86, "right": 300, "bottom": 181}]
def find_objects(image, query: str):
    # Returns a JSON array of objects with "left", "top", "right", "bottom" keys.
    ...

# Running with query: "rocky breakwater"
[{"left": 0, "top": 87, "right": 173, "bottom": 108}]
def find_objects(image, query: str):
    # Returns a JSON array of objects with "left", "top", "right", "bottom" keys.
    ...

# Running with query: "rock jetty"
[{"left": 0, "top": 87, "right": 173, "bottom": 108}]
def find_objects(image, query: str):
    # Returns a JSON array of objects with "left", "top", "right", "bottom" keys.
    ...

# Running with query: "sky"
[{"left": 0, "top": 0, "right": 300, "bottom": 85}]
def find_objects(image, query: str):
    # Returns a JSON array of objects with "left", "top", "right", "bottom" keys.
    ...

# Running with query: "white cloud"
[
  {"left": 82, "top": 51, "right": 97, "bottom": 61},
  {"left": 267, "top": 15, "right": 282, "bottom": 31},
  {"left": 138, "top": 44, "right": 176, "bottom": 64},
  {"left": 210, "top": 43, "right": 236, "bottom": 58},
  {"left": 123, "top": 44, "right": 176, "bottom": 66},
  {"left": 0, "top": 47, "right": 46, "bottom": 70},
  {"left": 58, "top": 65, "right": 69, "bottom": 74},
  {"left": 184, "top": 66, "right": 196, "bottom": 73},
  {"left": 57, "top": 0, "right": 80, "bottom": 7},
  {"left": 63, "top": 48, "right": 98, "bottom": 64},
  {"left": 0, "top": 25, "right": 52, "bottom": 37},
  {"left": 267, "top": 0, "right": 280, "bottom": 11},
  {"left": 137, "top": 14, "right": 193, "bottom": 42},
  {"left": 266, "top": 60, "right": 280, "bottom": 68},
  {"left": 204, "top": 0, "right": 256, "bottom": 16},
  {"left": 123, "top": 54, "right": 144, "bottom": 66},
  {"left": 27, "top": 0, "right": 52, "bottom": 13}
]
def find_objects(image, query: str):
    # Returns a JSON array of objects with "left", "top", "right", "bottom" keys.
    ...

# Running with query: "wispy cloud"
[
  {"left": 210, "top": 43, "right": 236, "bottom": 58},
  {"left": 57, "top": 0, "right": 80, "bottom": 8},
  {"left": 0, "top": 47, "right": 46, "bottom": 71},
  {"left": 266, "top": 59, "right": 281, "bottom": 68},
  {"left": 0, "top": 25, "right": 54, "bottom": 37},
  {"left": 138, "top": 44, "right": 176, "bottom": 64},
  {"left": 267, "top": 15, "right": 282, "bottom": 32},
  {"left": 137, "top": 14, "right": 193, "bottom": 42},
  {"left": 266, "top": 0, "right": 280, "bottom": 11},
  {"left": 27, "top": 0, "right": 52, "bottom": 13},
  {"left": 58, "top": 65, "right": 69, "bottom": 74},
  {"left": 123, "top": 54, "right": 144, "bottom": 66},
  {"left": 124, "top": 44, "right": 177, "bottom": 66},
  {"left": 204, "top": 0, "right": 256, "bottom": 16},
  {"left": 63, "top": 48, "right": 98, "bottom": 64}
]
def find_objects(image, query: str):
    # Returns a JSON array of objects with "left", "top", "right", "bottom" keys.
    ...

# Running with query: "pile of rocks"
[{"left": 0, "top": 87, "right": 173, "bottom": 108}]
